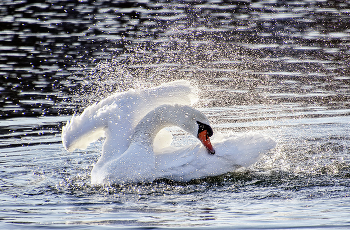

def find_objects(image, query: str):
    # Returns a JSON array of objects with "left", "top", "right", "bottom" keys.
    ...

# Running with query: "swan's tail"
[{"left": 215, "top": 133, "right": 276, "bottom": 167}]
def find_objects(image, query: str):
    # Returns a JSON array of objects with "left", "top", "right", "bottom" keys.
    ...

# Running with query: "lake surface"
[{"left": 1, "top": 0, "right": 350, "bottom": 229}]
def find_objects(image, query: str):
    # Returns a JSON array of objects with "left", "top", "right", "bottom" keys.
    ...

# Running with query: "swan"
[
  {"left": 91, "top": 104, "right": 276, "bottom": 185},
  {"left": 62, "top": 80, "right": 276, "bottom": 185},
  {"left": 62, "top": 80, "right": 197, "bottom": 161}
]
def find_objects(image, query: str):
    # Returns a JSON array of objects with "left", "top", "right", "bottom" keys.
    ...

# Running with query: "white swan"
[
  {"left": 62, "top": 80, "right": 276, "bottom": 185},
  {"left": 91, "top": 104, "right": 276, "bottom": 184}
]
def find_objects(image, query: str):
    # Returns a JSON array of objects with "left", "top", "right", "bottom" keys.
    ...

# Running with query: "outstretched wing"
[
  {"left": 62, "top": 80, "right": 198, "bottom": 152},
  {"left": 61, "top": 101, "right": 110, "bottom": 152}
]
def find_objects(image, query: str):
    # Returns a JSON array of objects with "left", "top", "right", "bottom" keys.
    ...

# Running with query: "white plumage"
[{"left": 62, "top": 80, "right": 275, "bottom": 185}]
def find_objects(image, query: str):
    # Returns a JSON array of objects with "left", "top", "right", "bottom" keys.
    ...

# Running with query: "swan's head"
[
  {"left": 172, "top": 105, "right": 215, "bottom": 154},
  {"left": 196, "top": 121, "right": 215, "bottom": 154},
  {"left": 133, "top": 104, "right": 215, "bottom": 154}
]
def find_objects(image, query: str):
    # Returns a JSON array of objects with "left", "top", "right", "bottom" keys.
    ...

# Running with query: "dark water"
[{"left": 1, "top": 0, "right": 350, "bottom": 229}]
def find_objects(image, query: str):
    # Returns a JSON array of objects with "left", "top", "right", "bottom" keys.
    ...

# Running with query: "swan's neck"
[
  {"left": 130, "top": 105, "right": 198, "bottom": 146},
  {"left": 131, "top": 112, "right": 177, "bottom": 145}
]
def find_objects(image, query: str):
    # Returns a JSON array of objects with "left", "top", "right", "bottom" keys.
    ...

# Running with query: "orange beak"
[{"left": 198, "top": 130, "right": 215, "bottom": 154}]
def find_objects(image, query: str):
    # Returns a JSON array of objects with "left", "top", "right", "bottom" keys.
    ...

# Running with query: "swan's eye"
[{"left": 196, "top": 121, "right": 213, "bottom": 137}]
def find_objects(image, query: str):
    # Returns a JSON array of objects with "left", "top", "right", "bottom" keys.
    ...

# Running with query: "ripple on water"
[{"left": 1, "top": 0, "right": 350, "bottom": 229}]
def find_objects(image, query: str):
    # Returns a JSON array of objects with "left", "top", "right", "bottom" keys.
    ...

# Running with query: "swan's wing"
[
  {"left": 130, "top": 80, "right": 199, "bottom": 126},
  {"left": 62, "top": 80, "right": 198, "bottom": 152},
  {"left": 61, "top": 101, "right": 113, "bottom": 152}
]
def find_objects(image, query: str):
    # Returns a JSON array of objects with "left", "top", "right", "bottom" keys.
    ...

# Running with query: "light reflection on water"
[
  {"left": 1, "top": 108, "right": 349, "bottom": 228},
  {"left": 1, "top": 0, "right": 350, "bottom": 229}
]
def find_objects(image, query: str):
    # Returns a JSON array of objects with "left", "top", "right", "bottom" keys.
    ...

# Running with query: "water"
[{"left": 1, "top": 0, "right": 350, "bottom": 229}]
